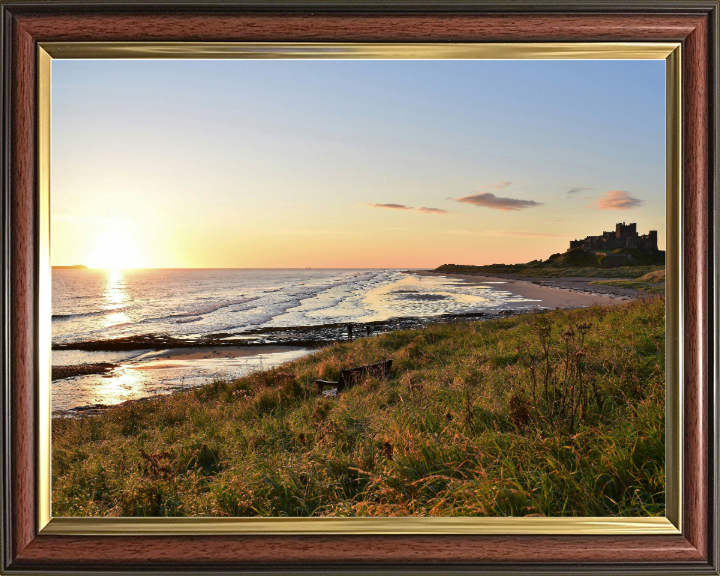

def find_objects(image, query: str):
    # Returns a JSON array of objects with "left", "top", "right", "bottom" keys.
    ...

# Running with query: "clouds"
[
  {"left": 362, "top": 203, "right": 413, "bottom": 211},
  {"left": 595, "top": 190, "right": 644, "bottom": 210},
  {"left": 416, "top": 207, "right": 454, "bottom": 215},
  {"left": 364, "top": 181, "right": 542, "bottom": 215},
  {"left": 567, "top": 187, "right": 592, "bottom": 195},
  {"left": 455, "top": 192, "right": 542, "bottom": 212},
  {"left": 480, "top": 181, "right": 512, "bottom": 190},
  {"left": 361, "top": 203, "right": 454, "bottom": 215},
  {"left": 362, "top": 183, "right": 642, "bottom": 220}
]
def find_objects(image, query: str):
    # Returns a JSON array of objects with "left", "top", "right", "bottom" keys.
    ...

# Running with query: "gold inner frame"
[{"left": 37, "top": 42, "right": 682, "bottom": 535}]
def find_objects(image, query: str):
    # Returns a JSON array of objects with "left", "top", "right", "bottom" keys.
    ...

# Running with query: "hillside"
[
  {"left": 53, "top": 298, "right": 665, "bottom": 517},
  {"left": 436, "top": 246, "right": 665, "bottom": 278},
  {"left": 589, "top": 269, "right": 667, "bottom": 295}
]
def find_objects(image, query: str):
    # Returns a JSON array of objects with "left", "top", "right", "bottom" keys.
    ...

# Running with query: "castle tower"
[
  {"left": 648, "top": 230, "right": 658, "bottom": 250},
  {"left": 615, "top": 222, "right": 637, "bottom": 239}
]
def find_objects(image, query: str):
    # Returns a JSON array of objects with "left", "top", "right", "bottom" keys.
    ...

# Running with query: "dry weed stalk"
[{"left": 525, "top": 318, "right": 599, "bottom": 434}]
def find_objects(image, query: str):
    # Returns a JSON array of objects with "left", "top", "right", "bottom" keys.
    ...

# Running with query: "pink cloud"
[{"left": 595, "top": 190, "right": 643, "bottom": 210}]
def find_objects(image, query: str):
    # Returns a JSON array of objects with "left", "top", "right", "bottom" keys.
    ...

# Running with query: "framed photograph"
[{"left": 1, "top": 1, "right": 717, "bottom": 574}]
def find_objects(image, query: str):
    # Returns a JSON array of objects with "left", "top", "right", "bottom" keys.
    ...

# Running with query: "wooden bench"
[{"left": 316, "top": 359, "right": 392, "bottom": 394}]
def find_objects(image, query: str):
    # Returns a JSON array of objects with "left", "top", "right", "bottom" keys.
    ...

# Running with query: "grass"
[
  {"left": 589, "top": 270, "right": 666, "bottom": 294},
  {"left": 589, "top": 280, "right": 665, "bottom": 294},
  {"left": 435, "top": 263, "right": 665, "bottom": 279},
  {"left": 52, "top": 297, "right": 665, "bottom": 517},
  {"left": 636, "top": 269, "right": 666, "bottom": 283}
]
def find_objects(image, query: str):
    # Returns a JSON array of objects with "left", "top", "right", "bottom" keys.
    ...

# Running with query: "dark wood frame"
[{"left": 1, "top": 1, "right": 717, "bottom": 573}]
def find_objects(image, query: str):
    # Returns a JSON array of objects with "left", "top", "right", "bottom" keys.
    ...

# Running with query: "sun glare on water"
[{"left": 86, "top": 219, "right": 147, "bottom": 269}]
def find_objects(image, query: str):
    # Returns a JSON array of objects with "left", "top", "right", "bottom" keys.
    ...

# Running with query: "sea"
[{"left": 52, "top": 268, "right": 539, "bottom": 412}]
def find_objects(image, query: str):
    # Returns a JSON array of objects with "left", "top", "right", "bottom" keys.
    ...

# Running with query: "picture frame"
[{"left": 0, "top": 1, "right": 717, "bottom": 573}]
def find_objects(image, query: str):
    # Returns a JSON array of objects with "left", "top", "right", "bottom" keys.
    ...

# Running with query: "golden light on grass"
[{"left": 52, "top": 297, "right": 666, "bottom": 518}]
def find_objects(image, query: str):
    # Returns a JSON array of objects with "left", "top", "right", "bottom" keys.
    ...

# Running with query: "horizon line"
[{"left": 50, "top": 266, "right": 425, "bottom": 270}]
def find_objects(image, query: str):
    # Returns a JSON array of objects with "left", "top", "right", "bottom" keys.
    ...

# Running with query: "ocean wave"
[
  {"left": 53, "top": 269, "right": 469, "bottom": 345},
  {"left": 52, "top": 307, "right": 131, "bottom": 321},
  {"left": 135, "top": 297, "right": 260, "bottom": 325}
]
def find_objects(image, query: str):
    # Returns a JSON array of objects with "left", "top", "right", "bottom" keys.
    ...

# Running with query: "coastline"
[
  {"left": 53, "top": 310, "right": 499, "bottom": 353},
  {"left": 51, "top": 313, "right": 502, "bottom": 415},
  {"left": 53, "top": 271, "right": 640, "bottom": 416},
  {"left": 53, "top": 270, "right": 635, "bottom": 354},
  {"left": 413, "top": 270, "right": 648, "bottom": 303},
  {"left": 52, "top": 345, "right": 312, "bottom": 416}
]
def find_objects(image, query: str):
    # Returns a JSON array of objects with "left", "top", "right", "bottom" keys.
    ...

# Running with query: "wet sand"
[
  {"left": 52, "top": 345, "right": 313, "bottom": 415},
  {"left": 122, "top": 346, "right": 313, "bottom": 375},
  {"left": 129, "top": 345, "right": 308, "bottom": 365},
  {"left": 414, "top": 271, "right": 630, "bottom": 308}
]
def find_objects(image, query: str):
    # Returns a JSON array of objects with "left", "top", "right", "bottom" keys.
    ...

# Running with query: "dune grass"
[
  {"left": 52, "top": 297, "right": 665, "bottom": 517},
  {"left": 589, "top": 280, "right": 664, "bottom": 294},
  {"left": 590, "top": 270, "right": 666, "bottom": 294},
  {"left": 636, "top": 269, "right": 666, "bottom": 283}
]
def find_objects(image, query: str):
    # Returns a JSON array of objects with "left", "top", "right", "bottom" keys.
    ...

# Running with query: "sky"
[{"left": 51, "top": 59, "right": 666, "bottom": 269}]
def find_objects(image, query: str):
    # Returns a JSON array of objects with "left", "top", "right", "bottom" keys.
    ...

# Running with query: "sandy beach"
[{"left": 414, "top": 271, "right": 631, "bottom": 308}]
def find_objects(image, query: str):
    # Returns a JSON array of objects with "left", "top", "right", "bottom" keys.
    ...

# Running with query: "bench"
[{"left": 316, "top": 359, "right": 392, "bottom": 394}]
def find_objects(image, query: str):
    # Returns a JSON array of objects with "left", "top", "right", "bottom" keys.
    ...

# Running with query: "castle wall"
[{"left": 569, "top": 223, "right": 658, "bottom": 253}]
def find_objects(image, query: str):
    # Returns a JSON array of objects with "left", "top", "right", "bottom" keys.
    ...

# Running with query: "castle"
[{"left": 569, "top": 222, "right": 658, "bottom": 254}]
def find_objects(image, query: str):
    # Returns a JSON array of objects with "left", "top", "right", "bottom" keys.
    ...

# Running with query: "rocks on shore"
[
  {"left": 53, "top": 311, "right": 530, "bottom": 353},
  {"left": 52, "top": 362, "right": 117, "bottom": 381}
]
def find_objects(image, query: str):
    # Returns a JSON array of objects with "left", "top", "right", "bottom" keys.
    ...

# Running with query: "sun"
[{"left": 86, "top": 219, "right": 147, "bottom": 269}]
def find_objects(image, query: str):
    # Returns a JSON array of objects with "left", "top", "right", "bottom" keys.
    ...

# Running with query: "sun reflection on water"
[
  {"left": 52, "top": 349, "right": 315, "bottom": 413},
  {"left": 93, "top": 368, "right": 147, "bottom": 406},
  {"left": 103, "top": 269, "right": 129, "bottom": 309},
  {"left": 102, "top": 269, "right": 131, "bottom": 326},
  {"left": 105, "top": 311, "right": 130, "bottom": 327}
]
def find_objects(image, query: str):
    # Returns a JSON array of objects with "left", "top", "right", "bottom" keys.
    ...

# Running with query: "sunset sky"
[{"left": 51, "top": 59, "right": 665, "bottom": 269}]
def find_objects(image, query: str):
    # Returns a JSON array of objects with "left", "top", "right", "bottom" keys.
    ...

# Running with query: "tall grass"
[
  {"left": 52, "top": 297, "right": 665, "bottom": 517},
  {"left": 590, "top": 268, "right": 665, "bottom": 294}
]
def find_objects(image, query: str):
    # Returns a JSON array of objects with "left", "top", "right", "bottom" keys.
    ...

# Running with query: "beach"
[
  {"left": 52, "top": 268, "right": 637, "bottom": 415},
  {"left": 413, "top": 271, "right": 646, "bottom": 304}
]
